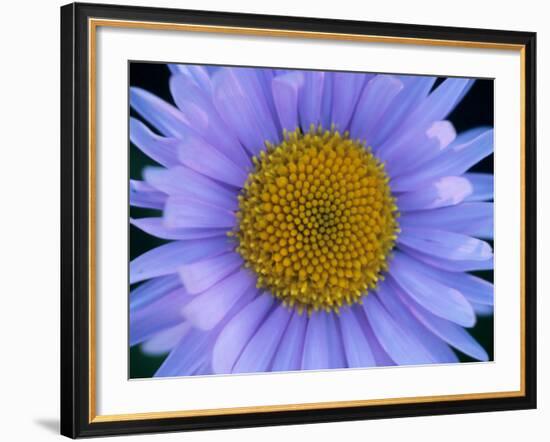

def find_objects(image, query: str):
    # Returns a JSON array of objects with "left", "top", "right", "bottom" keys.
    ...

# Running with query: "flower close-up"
[{"left": 129, "top": 64, "right": 494, "bottom": 377}]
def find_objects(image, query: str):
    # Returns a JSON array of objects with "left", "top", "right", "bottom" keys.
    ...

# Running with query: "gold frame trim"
[{"left": 88, "top": 18, "right": 527, "bottom": 424}]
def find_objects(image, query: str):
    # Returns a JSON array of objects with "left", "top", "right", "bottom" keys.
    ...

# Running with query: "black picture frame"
[{"left": 61, "top": 2, "right": 537, "bottom": 438}]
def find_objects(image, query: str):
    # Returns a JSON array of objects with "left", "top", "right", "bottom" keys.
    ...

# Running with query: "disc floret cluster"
[{"left": 234, "top": 127, "right": 399, "bottom": 312}]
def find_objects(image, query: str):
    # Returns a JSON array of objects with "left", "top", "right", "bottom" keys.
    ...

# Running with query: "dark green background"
[{"left": 129, "top": 63, "right": 494, "bottom": 378}]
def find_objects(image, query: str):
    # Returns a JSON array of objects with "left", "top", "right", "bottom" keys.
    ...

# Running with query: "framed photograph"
[{"left": 60, "top": 2, "right": 537, "bottom": 438}]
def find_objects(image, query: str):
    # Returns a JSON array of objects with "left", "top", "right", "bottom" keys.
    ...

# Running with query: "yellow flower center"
[{"left": 233, "top": 127, "right": 399, "bottom": 312}]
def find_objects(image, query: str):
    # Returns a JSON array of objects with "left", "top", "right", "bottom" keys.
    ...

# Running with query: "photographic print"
[{"left": 128, "top": 63, "right": 494, "bottom": 379}]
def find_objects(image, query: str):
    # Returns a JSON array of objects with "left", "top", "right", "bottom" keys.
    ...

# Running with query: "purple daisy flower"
[{"left": 129, "top": 64, "right": 494, "bottom": 377}]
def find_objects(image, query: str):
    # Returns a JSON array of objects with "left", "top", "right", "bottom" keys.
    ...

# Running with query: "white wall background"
[{"left": 0, "top": 0, "right": 546, "bottom": 440}]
